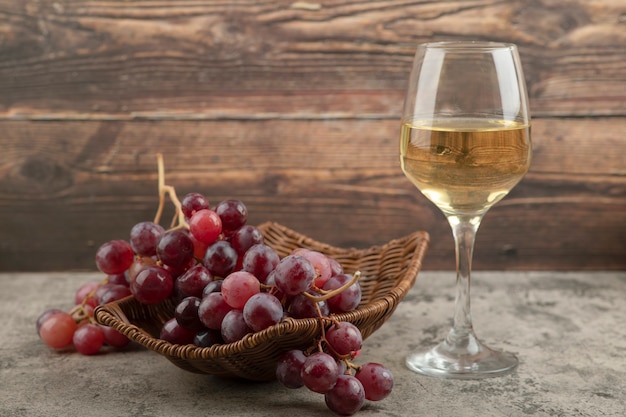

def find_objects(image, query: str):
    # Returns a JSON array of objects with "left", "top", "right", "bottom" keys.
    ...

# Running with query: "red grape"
[
  {"left": 128, "top": 256, "right": 157, "bottom": 284},
  {"left": 73, "top": 323, "right": 105, "bottom": 355},
  {"left": 157, "top": 229, "right": 194, "bottom": 269},
  {"left": 129, "top": 221, "right": 164, "bottom": 257},
  {"left": 324, "top": 374, "right": 365, "bottom": 416},
  {"left": 189, "top": 209, "right": 222, "bottom": 244},
  {"left": 203, "top": 240, "right": 238, "bottom": 277},
  {"left": 301, "top": 352, "right": 339, "bottom": 394},
  {"left": 221, "top": 309, "right": 252, "bottom": 343},
  {"left": 288, "top": 292, "right": 329, "bottom": 319},
  {"left": 221, "top": 271, "right": 260, "bottom": 309},
  {"left": 202, "top": 280, "right": 223, "bottom": 297},
  {"left": 194, "top": 329, "right": 223, "bottom": 347},
  {"left": 131, "top": 265, "right": 174, "bottom": 305},
  {"left": 242, "top": 292, "right": 283, "bottom": 332},
  {"left": 327, "top": 256, "right": 344, "bottom": 277},
  {"left": 174, "top": 296, "right": 204, "bottom": 331},
  {"left": 98, "top": 284, "right": 132, "bottom": 305},
  {"left": 95, "top": 240, "right": 134, "bottom": 275},
  {"left": 101, "top": 325, "right": 130, "bottom": 348},
  {"left": 273, "top": 255, "right": 317, "bottom": 296},
  {"left": 215, "top": 199, "right": 248, "bottom": 233},
  {"left": 242, "top": 244, "right": 280, "bottom": 283},
  {"left": 175, "top": 264, "right": 213, "bottom": 299},
  {"left": 189, "top": 233, "right": 210, "bottom": 260},
  {"left": 355, "top": 362, "right": 394, "bottom": 401},
  {"left": 323, "top": 273, "right": 362, "bottom": 313},
  {"left": 295, "top": 249, "right": 332, "bottom": 288},
  {"left": 230, "top": 225, "right": 264, "bottom": 255},
  {"left": 181, "top": 192, "right": 210, "bottom": 218},
  {"left": 74, "top": 280, "right": 101, "bottom": 307},
  {"left": 325, "top": 322, "right": 362, "bottom": 357},
  {"left": 39, "top": 311, "right": 77, "bottom": 349},
  {"left": 198, "top": 292, "right": 233, "bottom": 330},
  {"left": 107, "top": 272, "right": 129, "bottom": 287},
  {"left": 276, "top": 349, "right": 307, "bottom": 389},
  {"left": 160, "top": 317, "right": 196, "bottom": 345}
]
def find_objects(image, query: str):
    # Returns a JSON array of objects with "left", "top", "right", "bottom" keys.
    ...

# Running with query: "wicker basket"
[{"left": 95, "top": 221, "right": 429, "bottom": 381}]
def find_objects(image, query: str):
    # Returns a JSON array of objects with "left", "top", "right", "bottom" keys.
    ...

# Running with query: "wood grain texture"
[
  {"left": 1, "top": 0, "right": 624, "bottom": 118},
  {"left": 0, "top": 0, "right": 624, "bottom": 271},
  {"left": 1, "top": 117, "right": 624, "bottom": 271}
]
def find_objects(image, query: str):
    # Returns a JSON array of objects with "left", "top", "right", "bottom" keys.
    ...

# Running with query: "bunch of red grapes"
[{"left": 37, "top": 190, "right": 393, "bottom": 416}]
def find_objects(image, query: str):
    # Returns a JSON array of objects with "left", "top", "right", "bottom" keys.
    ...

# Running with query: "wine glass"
[{"left": 400, "top": 41, "right": 531, "bottom": 378}]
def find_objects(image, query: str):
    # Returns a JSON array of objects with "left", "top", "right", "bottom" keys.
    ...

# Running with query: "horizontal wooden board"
[
  {"left": 0, "top": 0, "right": 624, "bottom": 119},
  {"left": 0, "top": 117, "right": 624, "bottom": 271}
]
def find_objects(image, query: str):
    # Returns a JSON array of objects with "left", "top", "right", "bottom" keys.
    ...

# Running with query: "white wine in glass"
[{"left": 401, "top": 41, "right": 532, "bottom": 378}]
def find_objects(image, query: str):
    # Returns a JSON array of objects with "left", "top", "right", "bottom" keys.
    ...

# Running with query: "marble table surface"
[{"left": 1, "top": 270, "right": 625, "bottom": 417}]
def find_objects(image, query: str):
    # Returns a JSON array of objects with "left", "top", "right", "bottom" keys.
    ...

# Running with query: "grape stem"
[
  {"left": 154, "top": 153, "right": 188, "bottom": 230},
  {"left": 302, "top": 271, "right": 361, "bottom": 303}
]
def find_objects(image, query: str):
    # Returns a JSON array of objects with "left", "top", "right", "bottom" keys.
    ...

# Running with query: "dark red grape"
[
  {"left": 230, "top": 225, "right": 264, "bottom": 255},
  {"left": 157, "top": 229, "right": 194, "bottom": 269},
  {"left": 107, "top": 272, "right": 129, "bottom": 287},
  {"left": 128, "top": 256, "right": 157, "bottom": 285},
  {"left": 101, "top": 325, "right": 130, "bottom": 348},
  {"left": 242, "top": 244, "right": 280, "bottom": 283},
  {"left": 355, "top": 362, "right": 394, "bottom": 401},
  {"left": 131, "top": 265, "right": 174, "bottom": 305},
  {"left": 220, "top": 309, "right": 252, "bottom": 343},
  {"left": 323, "top": 273, "right": 362, "bottom": 313},
  {"left": 175, "top": 264, "right": 213, "bottom": 299},
  {"left": 242, "top": 292, "right": 283, "bottom": 332},
  {"left": 194, "top": 329, "right": 223, "bottom": 347},
  {"left": 301, "top": 352, "right": 339, "bottom": 394},
  {"left": 174, "top": 296, "right": 204, "bottom": 331},
  {"left": 203, "top": 240, "right": 238, "bottom": 277},
  {"left": 288, "top": 293, "right": 329, "bottom": 319},
  {"left": 98, "top": 284, "right": 132, "bottom": 305},
  {"left": 129, "top": 221, "right": 165, "bottom": 257},
  {"left": 160, "top": 317, "right": 196, "bottom": 345},
  {"left": 95, "top": 240, "right": 134, "bottom": 275},
  {"left": 273, "top": 255, "right": 317, "bottom": 296},
  {"left": 276, "top": 349, "right": 307, "bottom": 389},
  {"left": 202, "top": 280, "right": 223, "bottom": 297},
  {"left": 181, "top": 192, "right": 210, "bottom": 218},
  {"left": 198, "top": 292, "right": 233, "bottom": 330},
  {"left": 324, "top": 374, "right": 365, "bottom": 416},
  {"left": 215, "top": 199, "right": 247, "bottom": 232}
]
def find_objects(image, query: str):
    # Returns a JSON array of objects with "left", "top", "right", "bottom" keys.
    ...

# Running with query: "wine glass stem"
[{"left": 446, "top": 214, "right": 483, "bottom": 350}]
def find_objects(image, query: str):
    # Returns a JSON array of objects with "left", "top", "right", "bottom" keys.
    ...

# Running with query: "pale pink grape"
[
  {"left": 221, "top": 271, "right": 260, "bottom": 309},
  {"left": 39, "top": 312, "right": 77, "bottom": 349}
]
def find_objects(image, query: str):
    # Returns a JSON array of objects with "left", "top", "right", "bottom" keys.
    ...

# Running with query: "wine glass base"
[{"left": 406, "top": 338, "right": 518, "bottom": 379}]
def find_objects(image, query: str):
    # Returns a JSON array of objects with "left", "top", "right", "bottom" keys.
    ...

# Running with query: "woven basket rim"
[{"left": 95, "top": 222, "right": 429, "bottom": 368}]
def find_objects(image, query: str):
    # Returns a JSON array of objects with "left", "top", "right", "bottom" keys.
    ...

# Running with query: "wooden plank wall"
[{"left": 1, "top": 0, "right": 624, "bottom": 272}]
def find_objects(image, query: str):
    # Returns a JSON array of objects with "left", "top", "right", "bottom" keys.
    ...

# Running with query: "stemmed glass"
[{"left": 400, "top": 41, "right": 532, "bottom": 378}]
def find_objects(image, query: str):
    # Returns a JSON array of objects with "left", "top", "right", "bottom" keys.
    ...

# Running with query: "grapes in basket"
[{"left": 36, "top": 156, "right": 394, "bottom": 416}]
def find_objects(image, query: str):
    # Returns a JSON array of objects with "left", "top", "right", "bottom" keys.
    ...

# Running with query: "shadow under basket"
[{"left": 95, "top": 221, "right": 429, "bottom": 381}]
